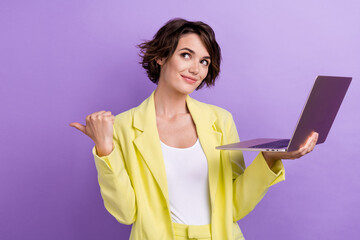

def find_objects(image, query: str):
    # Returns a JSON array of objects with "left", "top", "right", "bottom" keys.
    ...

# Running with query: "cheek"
[
  {"left": 162, "top": 63, "right": 177, "bottom": 77},
  {"left": 168, "top": 60, "right": 185, "bottom": 74}
]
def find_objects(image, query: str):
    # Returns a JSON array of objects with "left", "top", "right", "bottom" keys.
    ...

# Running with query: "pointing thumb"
[{"left": 69, "top": 122, "right": 86, "bottom": 134}]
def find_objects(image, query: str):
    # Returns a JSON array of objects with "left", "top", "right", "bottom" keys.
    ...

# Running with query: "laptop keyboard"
[{"left": 249, "top": 139, "right": 290, "bottom": 149}]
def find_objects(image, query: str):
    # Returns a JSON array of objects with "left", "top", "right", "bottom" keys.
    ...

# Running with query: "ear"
[{"left": 156, "top": 58, "right": 164, "bottom": 66}]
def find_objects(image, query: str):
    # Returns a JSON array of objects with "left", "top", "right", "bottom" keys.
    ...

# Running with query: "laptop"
[{"left": 216, "top": 76, "right": 352, "bottom": 152}]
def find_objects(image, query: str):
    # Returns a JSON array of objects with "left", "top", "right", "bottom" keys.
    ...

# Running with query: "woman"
[{"left": 70, "top": 18, "right": 318, "bottom": 240}]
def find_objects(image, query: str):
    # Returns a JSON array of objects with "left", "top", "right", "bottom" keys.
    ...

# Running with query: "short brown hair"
[{"left": 138, "top": 18, "right": 221, "bottom": 90}]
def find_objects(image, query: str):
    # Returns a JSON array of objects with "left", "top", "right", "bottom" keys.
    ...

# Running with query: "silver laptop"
[{"left": 216, "top": 76, "right": 352, "bottom": 152}]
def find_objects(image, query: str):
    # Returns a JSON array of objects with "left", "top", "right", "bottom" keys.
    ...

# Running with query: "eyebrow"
[{"left": 178, "top": 47, "right": 211, "bottom": 59}]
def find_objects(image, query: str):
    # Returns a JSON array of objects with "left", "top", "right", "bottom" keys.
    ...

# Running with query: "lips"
[{"left": 181, "top": 75, "right": 198, "bottom": 84}]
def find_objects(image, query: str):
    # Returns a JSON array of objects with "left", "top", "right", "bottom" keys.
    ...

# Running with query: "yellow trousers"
[
  {"left": 173, "top": 222, "right": 211, "bottom": 240},
  {"left": 173, "top": 222, "right": 245, "bottom": 240}
]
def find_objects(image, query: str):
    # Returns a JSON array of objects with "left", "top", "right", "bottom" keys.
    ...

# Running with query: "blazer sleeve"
[
  {"left": 224, "top": 114, "right": 285, "bottom": 222},
  {"left": 92, "top": 125, "right": 136, "bottom": 225}
]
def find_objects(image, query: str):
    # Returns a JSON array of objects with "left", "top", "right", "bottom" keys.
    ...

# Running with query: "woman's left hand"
[{"left": 262, "top": 132, "right": 319, "bottom": 168}]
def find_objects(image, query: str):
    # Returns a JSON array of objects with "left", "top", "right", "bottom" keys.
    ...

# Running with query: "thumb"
[{"left": 69, "top": 122, "right": 86, "bottom": 134}]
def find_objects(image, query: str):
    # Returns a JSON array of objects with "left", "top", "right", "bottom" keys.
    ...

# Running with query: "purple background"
[{"left": 1, "top": 0, "right": 359, "bottom": 239}]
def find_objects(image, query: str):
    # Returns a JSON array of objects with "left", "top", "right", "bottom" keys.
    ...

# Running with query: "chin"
[
  {"left": 177, "top": 84, "right": 198, "bottom": 95},
  {"left": 166, "top": 80, "right": 200, "bottom": 96}
]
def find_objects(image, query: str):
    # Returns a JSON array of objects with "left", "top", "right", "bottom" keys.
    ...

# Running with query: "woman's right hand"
[{"left": 70, "top": 111, "right": 115, "bottom": 157}]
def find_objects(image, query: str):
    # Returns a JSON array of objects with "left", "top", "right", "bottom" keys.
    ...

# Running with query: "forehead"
[{"left": 176, "top": 33, "right": 210, "bottom": 56}]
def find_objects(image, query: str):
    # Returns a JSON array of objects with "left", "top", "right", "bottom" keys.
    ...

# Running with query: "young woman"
[{"left": 70, "top": 18, "right": 318, "bottom": 240}]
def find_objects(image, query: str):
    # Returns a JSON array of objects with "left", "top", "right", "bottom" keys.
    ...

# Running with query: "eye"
[
  {"left": 181, "top": 53, "right": 190, "bottom": 59},
  {"left": 201, "top": 59, "right": 209, "bottom": 66}
]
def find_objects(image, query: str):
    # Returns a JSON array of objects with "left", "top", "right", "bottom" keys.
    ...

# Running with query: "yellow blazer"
[{"left": 93, "top": 91, "right": 285, "bottom": 240}]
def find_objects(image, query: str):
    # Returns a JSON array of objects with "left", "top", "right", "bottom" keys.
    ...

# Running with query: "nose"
[{"left": 189, "top": 60, "right": 199, "bottom": 75}]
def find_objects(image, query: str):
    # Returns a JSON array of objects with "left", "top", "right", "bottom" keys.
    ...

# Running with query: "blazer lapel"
[
  {"left": 132, "top": 92, "right": 222, "bottom": 210},
  {"left": 133, "top": 91, "right": 170, "bottom": 205},
  {"left": 186, "top": 95, "right": 222, "bottom": 209}
]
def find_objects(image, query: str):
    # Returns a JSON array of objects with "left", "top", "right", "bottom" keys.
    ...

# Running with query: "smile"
[{"left": 181, "top": 75, "right": 198, "bottom": 84}]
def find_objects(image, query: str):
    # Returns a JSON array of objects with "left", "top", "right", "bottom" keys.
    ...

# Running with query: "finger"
[
  {"left": 102, "top": 111, "right": 113, "bottom": 116},
  {"left": 289, "top": 150, "right": 302, "bottom": 159},
  {"left": 94, "top": 111, "right": 113, "bottom": 119},
  {"left": 305, "top": 136, "right": 314, "bottom": 150},
  {"left": 311, "top": 132, "right": 318, "bottom": 143},
  {"left": 295, "top": 145, "right": 308, "bottom": 158},
  {"left": 300, "top": 147, "right": 309, "bottom": 156},
  {"left": 86, "top": 112, "right": 112, "bottom": 125},
  {"left": 305, "top": 133, "right": 317, "bottom": 150},
  {"left": 291, "top": 133, "right": 317, "bottom": 158},
  {"left": 314, "top": 132, "right": 319, "bottom": 144},
  {"left": 94, "top": 110, "right": 107, "bottom": 117},
  {"left": 296, "top": 150, "right": 305, "bottom": 158},
  {"left": 301, "top": 138, "right": 316, "bottom": 155},
  {"left": 299, "top": 133, "right": 315, "bottom": 153},
  {"left": 308, "top": 133, "right": 319, "bottom": 152},
  {"left": 104, "top": 115, "right": 115, "bottom": 126},
  {"left": 306, "top": 133, "right": 315, "bottom": 147},
  {"left": 98, "top": 113, "right": 114, "bottom": 122},
  {"left": 69, "top": 122, "right": 86, "bottom": 134},
  {"left": 86, "top": 113, "right": 98, "bottom": 122},
  {"left": 88, "top": 112, "right": 104, "bottom": 122}
]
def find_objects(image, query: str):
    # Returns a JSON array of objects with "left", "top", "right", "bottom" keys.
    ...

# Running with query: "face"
[{"left": 156, "top": 33, "right": 211, "bottom": 95}]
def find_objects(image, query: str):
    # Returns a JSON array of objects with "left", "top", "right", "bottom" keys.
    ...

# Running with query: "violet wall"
[{"left": 1, "top": 0, "right": 359, "bottom": 239}]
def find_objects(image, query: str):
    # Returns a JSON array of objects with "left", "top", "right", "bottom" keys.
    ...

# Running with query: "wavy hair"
[{"left": 138, "top": 18, "right": 222, "bottom": 90}]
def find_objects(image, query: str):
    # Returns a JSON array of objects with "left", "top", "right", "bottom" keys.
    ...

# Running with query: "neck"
[{"left": 154, "top": 84, "right": 188, "bottom": 118}]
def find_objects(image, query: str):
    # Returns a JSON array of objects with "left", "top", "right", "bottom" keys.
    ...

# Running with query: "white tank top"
[{"left": 160, "top": 139, "right": 211, "bottom": 225}]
